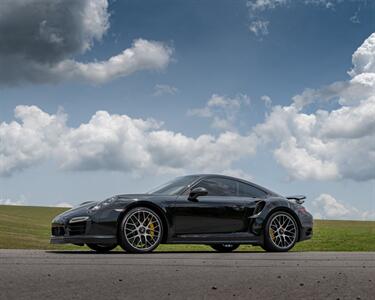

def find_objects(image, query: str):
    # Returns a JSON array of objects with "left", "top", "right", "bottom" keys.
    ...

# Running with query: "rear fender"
[{"left": 250, "top": 198, "right": 302, "bottom": 240}]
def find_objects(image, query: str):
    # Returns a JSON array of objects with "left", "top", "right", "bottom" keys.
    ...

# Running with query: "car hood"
[
  {"left": 115, "top": 193, "right": 178, "bottom": 204},
  {"left": 117, "top": 193, "right": 167, "bottom": 200}
]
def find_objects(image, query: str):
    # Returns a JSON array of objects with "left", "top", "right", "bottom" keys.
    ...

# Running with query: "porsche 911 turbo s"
[{"left": 50, "top": 174, "right": 313, "bottom": 253}]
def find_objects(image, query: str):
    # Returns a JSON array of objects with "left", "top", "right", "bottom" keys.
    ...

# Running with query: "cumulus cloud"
[
  {"left": 3, "top": 33, "right": 374, "bottom": 185},
  {"left": 255, "top": 33, "right": 375, "bottom": 181},
  {"left": 153, "top": 84, "right": 178, "bottom": 96},
  {"left": 247, "top": 0, "right": 288, "bottom": 11},
  {"left": 303, "top": 0, "right": 338, "bottom": 8},
  {"left": 349, "top": 33, "right": 375, "bottom": 77},
  {"left": 313, "top": 194, "right": 350, "bottom": 218},
  {"left": 0, "top": 195, "right": 26, "bottom": 205},
  {"left": 0, "top": 198, "right": 25, "bottom": 206},
  {"left": 249, "top": 20, "right": 269, "bottom": 36},
  {"left": 246, "top": 0, "right": 366, "bottom": 36},
  {"left": 350, "top": 8, "right": 360, "bottom": 24},
  {"left": 52, "top": 39, "right": 173, "bottom": 84},
  {"left": 274, "top": 137, "right": 339, "bottom": 180},
  {"left": 248, "top": 0, "right": 359, "bottom": 11},
  {"left": 261, "top": 95, "right": 272, "bottom": 108},
  {"left": 0, "top": 106, "right": 257, "bottom": 177},
  {"left": 188, "top": 94, "right": 251, "bottom": 131},
  {"left": 0, "top": 106, "right": 66, "bottom": 176},
  {"left": 55, "top": 202, "right": 73, "bottom": 208},
  {"left": 313, "top": 193, "right": 375, "bottom": 220},
  {"left": 0, "top": 0, "right": 173, "bottom": 85}
]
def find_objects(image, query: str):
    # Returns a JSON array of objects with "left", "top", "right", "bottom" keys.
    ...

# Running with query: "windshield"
[{"left": 147, "top": 175, "right": 200, "bottom": 195}]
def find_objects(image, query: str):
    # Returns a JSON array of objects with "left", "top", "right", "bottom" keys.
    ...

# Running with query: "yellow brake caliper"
[
  {"left": 149, "top": 220, "right": 155, "bottom": 239},
  {"left": 269, "top": 228, "right": 275, "bottom": 241}
]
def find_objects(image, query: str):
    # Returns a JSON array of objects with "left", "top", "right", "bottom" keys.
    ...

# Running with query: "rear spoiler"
[{"left": 286, "top": 195, "right": 306, "bottom": 204}]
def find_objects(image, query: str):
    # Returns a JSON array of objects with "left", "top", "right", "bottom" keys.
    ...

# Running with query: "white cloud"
[
  {"left": 188, "top": 94, "right": 251, "bottom": 131},
  {"left": 247, "top": 0, "right": 358, "bottom": 11},
  {"left": 350, "top": 9, "right": 360, "bottom": 24},
  {"left": 0, "top": 106, "right": 257, "bottom": 177},
  {"left": 249, "top": 20, "right": 269, "bottom": 36},
  {"left": 255, "top": 33, "right": 375, "bottom": 181},
  {"left": 261, "top": 95, "right": 272, "bottom": 108},
  {"left": 313, "top": 193, "right": 375, "bottom": 220},
  {"left": 220, "top": 169, "right": 254, "bottom": 181},
  {"left": 145, "top": 130, "right": 256, "bottom": 174},
  {"left": 274, "top": 137, "right": 339, "bottom": 181},
  {"left": 3, "top": 31, "right": 374, "bottom": 185},
  {"left": 0, "top": 0, "right": 173, "bottom": 85},
  {"left": 303, "top": 0, "right": 337, "bottom": 9},
  {"left": 1, "top": 31, "right": 374, "bottom": 187},
  {"left": 0, "top": 198, "right": 25, "bottom": 206},
  {"left": 0, "top": 106, "right": 66, "bottom": 176},
  {"left": 153, "top": 84, "right": 178, "bottom": 96},
  {"left": 246, "top": 0, "right": 366, "bottom": 36},
  {"left": 349, "top": 33, "right": 375, "bottom": 77},
  {"left": 55, "top": 202, "right": 73, "bottom": 208},
  {"left": 53, "top": 39, "right": 173, "bottom": 84},
  {"left": 313, "top": 194, "right": 351, "bottom": 218},
  {"left": 247, "top": 0, "right": 288, "bottom": 11}
]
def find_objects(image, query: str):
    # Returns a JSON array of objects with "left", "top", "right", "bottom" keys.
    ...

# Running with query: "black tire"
[
  {"left": 210, "top": 243, "right": 240, "bottom": 252},
  {"left": 262, "top": 211, "right": 299, "bottom": 252},
  {"left": 86, "top": 243, "right": 117, "bottom": 253},
  {"left": 119, "top": 207, "right": 163, "bottom": 254}
]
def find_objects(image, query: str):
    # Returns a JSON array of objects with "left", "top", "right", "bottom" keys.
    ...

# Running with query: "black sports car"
[{"left": 51, "top": 174, "right": 313, "bottom": 253}]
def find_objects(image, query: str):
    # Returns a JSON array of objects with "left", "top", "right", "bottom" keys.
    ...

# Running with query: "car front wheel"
[
  {"left": 262, "top": 211, "right": 299, "bottom": 252},
  {"left": 119, "top": 207, "right": 163, "bottom": 254}
]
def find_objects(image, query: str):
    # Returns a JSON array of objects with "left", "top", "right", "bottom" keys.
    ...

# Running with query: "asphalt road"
[{"left": 0, "top": 250, "right": 374, "bottom": 300}]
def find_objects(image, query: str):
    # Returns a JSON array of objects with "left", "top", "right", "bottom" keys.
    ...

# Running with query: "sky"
[{"left": 0, "top": 0, "right": 374, "bottom": 220}]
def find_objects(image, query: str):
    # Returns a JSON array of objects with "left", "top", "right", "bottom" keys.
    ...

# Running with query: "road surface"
[{"left": 0, "top": 250, "right": 374, "bottom": 299}]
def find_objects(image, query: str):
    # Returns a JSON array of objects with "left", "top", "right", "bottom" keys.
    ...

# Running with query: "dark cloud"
[
  {"left": 0, "top": 0, "right": 100, "bottom": 64},
  {"left": 0, "top": 0, "right": 171, "bottom": 85}
]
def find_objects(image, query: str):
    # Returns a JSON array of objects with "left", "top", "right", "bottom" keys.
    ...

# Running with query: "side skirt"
[{"left": 167, "top": 232, "right": 263, "bottom": 245}]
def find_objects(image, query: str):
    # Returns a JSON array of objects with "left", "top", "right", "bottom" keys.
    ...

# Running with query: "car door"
[{"left": 172, "top": 177, "right": 253, "bottom": 235}]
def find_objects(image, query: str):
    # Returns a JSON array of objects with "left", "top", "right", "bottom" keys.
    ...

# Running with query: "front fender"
[{"left": 89, "top": 198, "right": 136, "bottom": 236}]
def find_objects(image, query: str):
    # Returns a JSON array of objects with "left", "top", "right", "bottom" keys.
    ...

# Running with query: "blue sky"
[{"left": 0, "top": 0, "right": 374, "bottom": 220}]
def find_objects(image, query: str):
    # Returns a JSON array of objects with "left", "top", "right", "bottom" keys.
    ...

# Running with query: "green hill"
[{"left": 0, "top": 205, "right": 374, "bottom": 251}]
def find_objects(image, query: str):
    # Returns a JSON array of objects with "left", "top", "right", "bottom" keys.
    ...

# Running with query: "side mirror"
[{"left": 189, "top": 187, "right": 208, "bottom": 201}]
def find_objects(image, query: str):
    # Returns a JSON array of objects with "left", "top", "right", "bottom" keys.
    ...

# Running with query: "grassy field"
[{"left": 0, "top": 205, "right": 374, "bottom": 251}]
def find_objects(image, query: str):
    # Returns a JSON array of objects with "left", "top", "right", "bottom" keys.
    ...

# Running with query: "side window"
[
  {"left": 198, "top": 178, "right": 237, "bottom": 196},
  {"left": 238, "top": 182, "right": 267, "bottom": 198}
]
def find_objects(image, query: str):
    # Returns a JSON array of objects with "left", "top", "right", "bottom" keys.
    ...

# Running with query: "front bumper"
[{"left": 50, "top": 213, "right": 119, "bottom": 246}]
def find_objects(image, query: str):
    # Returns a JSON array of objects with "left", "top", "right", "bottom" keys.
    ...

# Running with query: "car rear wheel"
[
  {"left": 262, "top": 211, "right": 299, "bottom": 252},
  {"left": 86, "top": 243, "right": 117, "bottom": 253},
  {"left": 210, "top": 243, "right": 240, "bottom": 252},
  {"left": 119, "top": 207, "right": 163, "bottom": 254}
]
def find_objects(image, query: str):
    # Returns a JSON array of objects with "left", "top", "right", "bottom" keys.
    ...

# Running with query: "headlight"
[{"left": 90, "top": 196, "right": 117, "bottom": 212}]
